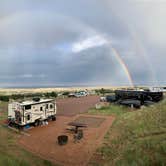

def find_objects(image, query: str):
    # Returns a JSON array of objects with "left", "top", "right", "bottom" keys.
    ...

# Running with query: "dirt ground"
[
  {"left": 19, "top": 115, "right": 114, "bottom": 166},
  {"left": 19, "top": 96, "right": 114, "bottom": 166},
  {"left": 56, "top": 96, "right": 100, "bottom": 116}
]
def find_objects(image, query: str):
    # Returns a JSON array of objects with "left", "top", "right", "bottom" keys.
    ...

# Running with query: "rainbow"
[
  {"left": 103, "top": 3, "right": 157, "bottom": 85},
  {"left": 131, "top": 31, "right": 157, "bottom": 85},
  {"left": 110, "top": 46, "right": 134, "bottom": 87}
]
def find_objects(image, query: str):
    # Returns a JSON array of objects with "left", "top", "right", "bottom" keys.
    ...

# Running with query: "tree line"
[{"left": 0, "top": 91, "right": 58, "bottom": 102}]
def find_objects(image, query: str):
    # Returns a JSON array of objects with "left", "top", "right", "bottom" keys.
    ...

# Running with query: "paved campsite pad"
[
  {"left": 73, "top": 116, "right": 105, "bottom": 128},
  {"left": 19, "top": 115, "right": 114, "bottom": 166}
]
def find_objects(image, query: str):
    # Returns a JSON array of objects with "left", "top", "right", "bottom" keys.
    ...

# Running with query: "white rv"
[{"left": 8, "top": 98, "right": 56, "bottom": 126}]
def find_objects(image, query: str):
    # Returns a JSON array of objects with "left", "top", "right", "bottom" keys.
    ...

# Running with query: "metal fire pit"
[{"left": 57, "top": 135, "right": 68, "bottom": 145}]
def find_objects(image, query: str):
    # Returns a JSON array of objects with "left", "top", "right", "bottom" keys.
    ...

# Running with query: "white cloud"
[
  {"left": 71, "top": 35, "right": 108, "bottom": 53},
  {"left": 19, "top": 74, "right": 46, "bottom": 78},
  {"left": 19, "top": 74, "right": 33, "bottom": 78}
]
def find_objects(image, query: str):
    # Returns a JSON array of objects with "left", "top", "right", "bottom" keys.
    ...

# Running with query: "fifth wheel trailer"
[
  {"left": 106, "top": 90, "right": 163, "bottom": 108},
  {"left": 8, "top": 98, "right": 56, "bottom": 127}
]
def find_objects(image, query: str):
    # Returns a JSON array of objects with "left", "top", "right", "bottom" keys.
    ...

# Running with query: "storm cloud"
[{"left": 0, "top": 0, "right": 165, "bottom": 87}]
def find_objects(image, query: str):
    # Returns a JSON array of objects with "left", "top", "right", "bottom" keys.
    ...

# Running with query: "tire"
[
  {"left": 34, "top": 120, "right": 39, "bottom": 127},
  {"left": 52, "top": 116, "right": 56, "bottom": 121}
]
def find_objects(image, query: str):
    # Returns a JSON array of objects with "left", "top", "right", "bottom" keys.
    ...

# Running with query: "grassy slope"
[
  {"left": 89, "top": 101, "right": 166, "bottom": 166},
  {"left": 0, "top": 102, "right": 58, "bottom": 166}
]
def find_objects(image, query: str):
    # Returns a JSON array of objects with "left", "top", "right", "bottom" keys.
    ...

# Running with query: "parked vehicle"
[
  {"left": 106, "top": 89, "right": 163, "bottom": 108},
  {"left": 68, "top": 93, "right": 77, "bottom": 97},
  {"left": 8, "top": 98, "right": 56, "bottom": 127},
  {"left": 106, "top": 95, "right": 116, "bottom": 102},
  {"left": 115, "top": 90, "right": 163, "bottom": 103},
  {"left": 75, "top": 91, "right": 88, "bottom": 97},
  {"left": 100, "top": 96, "right": 106, "bottom": 102},
  {"left": 117, "top": 99, "right": 141, "bottom": 108},
  {"left": 68, "top": 91, "right": 89, "bottom": 98}
]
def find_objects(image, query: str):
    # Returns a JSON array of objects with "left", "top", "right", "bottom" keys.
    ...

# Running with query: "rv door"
[{"left": 45, "top": 104, "right": 49, "bottom": 117}]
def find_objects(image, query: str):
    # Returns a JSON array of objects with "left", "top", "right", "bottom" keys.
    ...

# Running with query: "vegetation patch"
[
  {"left": 0, "top": 92, "right": 58, "bottom": 102},
  {"left": 88, "top": 104, "right": 130, "bottom": 116},
  {"left": 89, "top": 100, "right": 166, "bottom": 166}
]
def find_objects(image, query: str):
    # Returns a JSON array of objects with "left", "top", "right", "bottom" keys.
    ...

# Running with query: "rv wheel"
[
  {"left": 34, "top": 120, "right": 39, "bottom": 127},
  {"left": 52, "top": 116, "right": 56, "bottom": 121}
]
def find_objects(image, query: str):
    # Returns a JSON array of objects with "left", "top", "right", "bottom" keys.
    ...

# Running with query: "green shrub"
[
  {"left": 0, "top": 96, "right": 9, "bottom": 102},
  {"left": 62, "top": 91, "right": 70, "bottom": 96}
]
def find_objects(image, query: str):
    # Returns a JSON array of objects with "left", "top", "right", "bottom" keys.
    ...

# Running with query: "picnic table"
[{"left": 67, "top": 122, "right": 87, "bottom": 133}]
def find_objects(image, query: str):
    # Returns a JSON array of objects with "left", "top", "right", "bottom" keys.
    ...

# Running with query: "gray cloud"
[{"left": 0, "top": 0, "right": 165, "bottom": 87}]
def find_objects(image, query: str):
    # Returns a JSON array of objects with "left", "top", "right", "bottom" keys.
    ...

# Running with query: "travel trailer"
[{"left": 8, "top": 98, "right": 56, "bottom": 126}]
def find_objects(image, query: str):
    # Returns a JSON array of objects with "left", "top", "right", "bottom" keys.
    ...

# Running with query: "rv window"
[
  {"left": 25, "top": 105, "right": 31, "bottom": 110},
  {"left": 27, "top": 114, "right": 30, "bottom": 120},
  {"left": 46, "top": 104, "right": 48, "bottom": 109},
  {"left": 50, "top": 104, "right": 53, "bottom": 109},
  {"left": 40, "top": 107, "right": 43, "bottom": 111}
]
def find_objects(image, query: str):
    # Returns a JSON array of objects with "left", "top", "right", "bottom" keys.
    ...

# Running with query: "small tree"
[
  {"left": 50, "top": 92, "right": 57, "bottom": 98},
  {"left": 0, "top": 96, "right": 9, "bottom": 102},
  {"left": 62, "top": 91, "right": 70, "bottom": 96}
]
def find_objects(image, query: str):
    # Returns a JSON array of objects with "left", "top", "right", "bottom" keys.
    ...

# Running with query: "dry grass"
[{"left": 89, "top": 100, "right": 166, "bottom": 166}]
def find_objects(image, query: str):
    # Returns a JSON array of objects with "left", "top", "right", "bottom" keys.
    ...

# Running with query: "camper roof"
[{"left": 20, "top": 99, "right": 54, "bottom": 106}]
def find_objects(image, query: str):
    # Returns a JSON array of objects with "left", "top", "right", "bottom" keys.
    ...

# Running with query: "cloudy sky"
[{"left": 0, "top": 0, "right": 166, "bottom": 87}]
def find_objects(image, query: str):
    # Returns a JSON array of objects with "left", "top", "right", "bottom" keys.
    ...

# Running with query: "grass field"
[
  {"left": 88, "top": 104, "right": 131, "bottom": 116},
  {"left": 0, "top": 102, "right": 58, "bottom": 166},
  {"left": 89, "top": 101, "right": 166, "bottom": 166}
]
